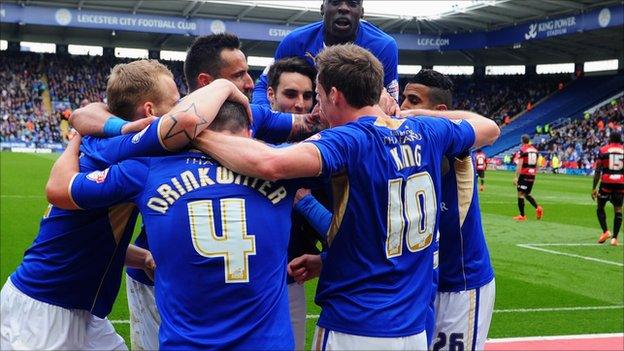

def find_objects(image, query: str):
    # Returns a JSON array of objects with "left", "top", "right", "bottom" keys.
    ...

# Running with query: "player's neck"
[{"left": 332, "top": 105, "right": 385, "bottom": 126}]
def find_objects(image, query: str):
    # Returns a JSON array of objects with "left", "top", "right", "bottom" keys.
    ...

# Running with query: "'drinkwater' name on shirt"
[{"left": 147, "top": 161, "right": 288, "bottom": 214}]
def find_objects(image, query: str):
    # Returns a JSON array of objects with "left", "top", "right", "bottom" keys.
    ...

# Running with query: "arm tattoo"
[
  {"left": 162, "top": 103, "right": 210, "bottom": 141},
  {"left": 288, "top": 114, "right": 327, "bottom": 142}
]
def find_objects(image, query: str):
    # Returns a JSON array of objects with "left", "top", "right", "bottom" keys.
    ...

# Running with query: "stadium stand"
[
  {"left": 2, "top": 51, "right": 579, "bottom": 147},
  {"left": 483, "top": 73, "right": 624, "bottom": 157}
]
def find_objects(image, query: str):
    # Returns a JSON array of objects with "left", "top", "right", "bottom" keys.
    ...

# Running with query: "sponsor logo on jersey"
[
  {"left": 132, "top": 125, "right": 149, "bottom": 144},
  {"left": 86, "top": 168, "right": 110, "bottom": 184}
]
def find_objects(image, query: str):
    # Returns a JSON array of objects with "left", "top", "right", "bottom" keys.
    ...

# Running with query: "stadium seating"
[{"left": 483, "top": 74, "right": 624, "bottom": 157}]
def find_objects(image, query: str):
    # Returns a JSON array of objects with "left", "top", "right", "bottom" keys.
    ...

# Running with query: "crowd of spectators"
[
  {"left": 0, "top": 51, "right": 613, "bottom": 153},
  {"left": 0, "top": 52, "right": 63, "bottom": 146},
  {"left": 451, "top": 74, "right": 572, "bottom": 126},
  {"left": 534, "top": 95, "right": 624, "bottom": 170},
  {"left": 1, "top": 52, "right": 188, "bottom": 147}
]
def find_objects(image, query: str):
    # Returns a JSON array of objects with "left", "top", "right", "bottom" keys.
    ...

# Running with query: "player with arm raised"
[
  {"left": 0, "top": 60, "right": 248, "bottom": 351},
  {"left": 47, "top": 102, "right": 306, "bottom": 350},
  {"left": 593, "top": 131, "right": 623, "bottom": 246},
  {"left": 400, "top": 69, "right": 495, "bottom": 351},
  {"left": 513, "top": 135, "right": 543, "bottom": 221},
  {"left": 194, "top": 44, "right": 500, "bottom": 350}
]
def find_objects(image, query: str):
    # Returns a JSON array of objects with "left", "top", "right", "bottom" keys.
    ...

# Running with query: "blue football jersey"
[
  {"left": 127, "top": 105, "right": 294, "bottom": 286},
  {"left": 305, "top": 116, "right": 475, "bottom": 337},
  {"left": 10, "top": 118, "right": 166, "bottom": 318},
  {"left": 70, "top": 151, "right": 305, "bottom": 350},
  {"left": 251, "top": 104, "right": 293, "bottom": 144},
  {"left": 438, "top": 153, "right": 494, "bottom": 292},
  {"left": 252, "top": 20, "right": 399, "bottom": 106}
]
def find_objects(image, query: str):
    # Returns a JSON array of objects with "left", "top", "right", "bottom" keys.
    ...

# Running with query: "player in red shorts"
[
  {"left": 592, "top": 131, "right": 623, "bottom": 246},
  {"left": 513, "top": 135, "right": 543, "bottom": 221},
  {"left": 475, "top": 148, "right": 487, "bottom": 191}
]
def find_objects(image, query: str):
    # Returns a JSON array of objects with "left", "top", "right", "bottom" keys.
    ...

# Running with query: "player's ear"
[
  {"left": 329, "top": 87, "right": 339, "bottom": 106},
  {"left": 197, "top": 73, "right": 213, "bottom": 88},
  {"left": 143, "top": 101, "right": 157, "bottom": 117},
  {"left": 435, "top": 104, "right": 448, "bottom": 111},
  {"left": 267, "top": 86, "right": 276, "bottom": 105}
]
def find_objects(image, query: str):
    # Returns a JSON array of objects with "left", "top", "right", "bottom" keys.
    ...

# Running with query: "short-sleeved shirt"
[
  {"left": 304, "top": 115, "right": 475, "bottom": 337},
  {"left": 438, "top": 153, "right": 494, "bottom": 292},
  {"left": 252, "top": 20, "right": 399, "bottom": 106},
  {"left": 517, "top": 144, "right": 538, "bottom": 178},
  {"left": 475, "top": 151, "right": 487, "bottom": 171},
  {"left": 127, "top": 105, "right": 295, "bottom": 285},
  {"left": 70, "top": 151, "right": 306, "bottom": 350},
  {"left": 597, "top": 143, "right": 624, "bottom": 189},
  {"left": 10, "top": 118, "right": 166, "bottom": 318}
]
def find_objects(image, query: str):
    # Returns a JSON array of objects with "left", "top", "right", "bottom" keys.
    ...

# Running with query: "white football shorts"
[
  {"left": 126, "top": 274, "right": 160, "bottom": 351},
  {"left": 311, "top": 326, "right": 427, "bottom": 351},
  {"left": 432, "top": 279, "right": 495, "bottom": 351},
  {"left": 288, "top": 282, "right": 307, "bottom": 350},
  {"left": 1, "top": 278, "right": 126, "bottom": 350}
]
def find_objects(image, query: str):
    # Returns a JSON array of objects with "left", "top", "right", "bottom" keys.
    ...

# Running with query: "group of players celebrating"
[{"left": 23, "top": 0, "right": 624, "bottom": 349}]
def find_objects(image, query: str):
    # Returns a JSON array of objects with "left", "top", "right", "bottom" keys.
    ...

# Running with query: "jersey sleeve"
[
  {"left": 80, "top": 118, "right": 169, "bottom": 165},
  {"left": 424, "top": 117, "right": 476, "bottom": 158},
  {"left": 294, "top": 195, "right": 331, "bottom": 240},
  {"left": 250, "top": 104, "right": 293, "bottom": 144},
  {"left": 380, "top": 40, "right": 400, "bottom": 102},
  {"left": 70, "top": 158, "right": 149, "bottom": 210},
  {"left": 304, "top": 125, "right": 364, "bottom": 179}
]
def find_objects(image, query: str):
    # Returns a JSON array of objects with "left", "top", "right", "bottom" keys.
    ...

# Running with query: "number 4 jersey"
[
  {"left": 69, "top": 151, "right": 304, "bottom": 350},
  {"left": 304, "top": 116, "right": 475, "bottom": 337}
]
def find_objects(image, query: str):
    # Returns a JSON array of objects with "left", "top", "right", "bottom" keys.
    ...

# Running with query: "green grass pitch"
[{"left": 1, "top": 151, "right": 622, "bottom": 348}]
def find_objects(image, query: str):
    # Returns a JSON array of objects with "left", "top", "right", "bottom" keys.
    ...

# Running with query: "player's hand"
[
  {"left": 378, "top": 88, "right": 400, "bottom": 117},
  {"left": 513, "top": 177, "right": 518, "bottom": 186},
  {"left": 221, "top": 79, "right": 253, "bottom": 125},
  {"left": 591, "top": 189, "right": 598, "bottom": 201},
  {"left": 121, "top": 116, "right": 158, "bottom": 134},
  {"left": 143, "top": 251, "right": 156, "bottom": 282},
  {"left": 288, "top": 254, "right": 322, "bottom": 284},
  {"left": 294, "top": 188, "right": 311, "bottom": 205}
]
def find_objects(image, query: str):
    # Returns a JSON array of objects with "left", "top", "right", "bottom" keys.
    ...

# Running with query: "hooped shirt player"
[{"left": 55, "top": 147, "right": 318, "bottom": 349}]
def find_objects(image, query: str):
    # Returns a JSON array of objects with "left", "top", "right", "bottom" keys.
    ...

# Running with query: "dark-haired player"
[
  {"left": 475, "top": 149, "right": 487, "bottom": 191},
  {"left": 401, "top": 69, "right": 495, "bottom": 351},
  {"left": 265, "top": 56, "right": 321, "bottom": 350},
  {"left": 253, "top": 0, "right": 399, "bottom": 106},
  {"left": 267, "top": 57, "right": 317, "bottom": 115},
  {"left": 513, "top": 134, "right": 543, "bottom": 221},
  {"left": 592, "top": 131, "right": 623, "bottom": 246}
]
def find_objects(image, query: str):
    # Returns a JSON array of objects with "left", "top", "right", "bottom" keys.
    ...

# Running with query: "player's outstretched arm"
[
  {"left": 157, "top": 79, "right": 251, "bottom": 151},
  {"left": 193, "top": 130, "right": 321, "bottom": 181},
  {"left": 401, "top": 109, "right": 500, "bottom": 148},
  {"left": 46, "top": 135, "right": 82, "bottom": 209},
  {"left": 70, "top": 103, "right": 157, "bottom": 137}
]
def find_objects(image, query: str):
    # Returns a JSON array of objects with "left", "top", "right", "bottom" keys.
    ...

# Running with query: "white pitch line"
[
  {"left": 110, "top": 305, "right": 624, "bottom": 325},
  {"left": 486, "top": 332, "right": 624, "bottom": 343},
  {"left": 525, "top": 243, "right": 615, "bottom": 247},
  {"left": 1, "top": 194, "right": 44, "bottom": 199},
  {"left": 517, "top": 244, "right": 623, "bottom": 267},
  {"left": 304, "top": 305, "right": 623, "bottom": 319}
]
